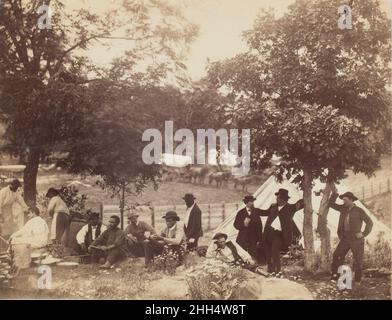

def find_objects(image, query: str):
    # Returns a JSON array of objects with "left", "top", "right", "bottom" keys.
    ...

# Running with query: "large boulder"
[{"left": 231, "top": 272, "right": 313, "bottom": 300}]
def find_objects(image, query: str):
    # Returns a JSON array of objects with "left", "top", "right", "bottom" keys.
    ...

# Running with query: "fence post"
[
  {"left": 222, "top": 203, "right": 226, "bottom": 221},
  {"left": 379, "top": 182, "right": 381, "bottom": 195},
  {"left": 362, "top": 186, "right": 365, "bottom": 200},
  {"left": 388, "top": 178, "right": 391, "bottom": 193},
  {"left": 208, "top": 204, "right": 211, "bottom": 230},
  {"left": 151, "top": 206, "right": 155, "bottom": 228},
  {"left": 371, "top": 183, "right": 374, "bottom": 197}
]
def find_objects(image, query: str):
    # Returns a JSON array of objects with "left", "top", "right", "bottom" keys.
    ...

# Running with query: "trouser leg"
[
  {"left": 350, "top": 238, "right": 365, "bottom": 282},
  {"left": 56, "top": 212, "right": 69, "bottom": 246},
  {"left": 144, "top": 240, "right": 164, "bottom": 265},
  {"left": 90, "top": 248, "right": 104, "bottom": 264},
  {"left": 264, "top": 236, "right": 273, "bottom": 272},
  {"left": 271, "top": 231, "right": 284, "bottom": 273},
  {"left": 106, "top": 247, "right": 124, "bottom": 265},
  {"left": 331, "top": 237, "right": 351, "bottom": 274}
]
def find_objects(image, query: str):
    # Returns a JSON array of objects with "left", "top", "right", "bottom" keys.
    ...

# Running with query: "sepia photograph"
[{"left": 0, "top": 0, "right": 391, "bottom": 304}]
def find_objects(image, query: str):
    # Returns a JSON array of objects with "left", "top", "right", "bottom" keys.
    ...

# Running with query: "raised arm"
[{"left": 328, "top": 192, "right": 343, "bottom": 212}]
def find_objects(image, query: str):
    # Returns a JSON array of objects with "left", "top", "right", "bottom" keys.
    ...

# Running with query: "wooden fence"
[
  {"left": 350, "top": 177, "right": 391, "bottom": 201},
  {"left": 101, "top": 202, "right": 242, "bottom": 232}
]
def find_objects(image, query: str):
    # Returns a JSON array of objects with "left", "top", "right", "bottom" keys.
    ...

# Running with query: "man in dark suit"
[
  {"left": 329, "top": 188, "right": 373, "bottom": 283},
  {"left": 260, "top": 189, "right": 304, "bottom": 276},
  {"left": 234, "top": 195, "right": 265, "bottom": 262},
  {"left": 183, "top": 193, "right": 202, "bottom": 250}
]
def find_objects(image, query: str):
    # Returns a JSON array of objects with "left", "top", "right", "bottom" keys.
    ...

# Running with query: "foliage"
[
  {"left": 364, "top": 232, "right": 391, "bottom": 270},
  {"left": 0, "top": 0, "right": 198, "bottom": 204},
  {"left": 151, "top": 245, "right": 185, "bottom": 275},
  {"left": 206, "top": 0, "right": 391, "bottom": 271},
  {"left": 186, "top": 259, "right": 248, "bottom": 300}
]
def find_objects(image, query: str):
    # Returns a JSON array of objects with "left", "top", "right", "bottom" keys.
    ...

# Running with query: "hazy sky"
[{"left": 68, "top": 0, "right": 392, "bottom": 80}]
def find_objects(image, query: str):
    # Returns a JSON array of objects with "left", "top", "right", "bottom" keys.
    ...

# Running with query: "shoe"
[{"left": 276, "top": 272, "right": 283, "bottom": 278}]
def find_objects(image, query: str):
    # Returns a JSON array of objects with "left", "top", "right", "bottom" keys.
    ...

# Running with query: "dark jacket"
[
  {"left": 234, "top": 207, "right": 265, "bottom": 252},
  {"left": 329, "top": 193, "right": 373, "bottom": 239},
  {"left": 184, "top": 203, "right": 203, "bottom": 240},
  {"left": 92, "top": 227, "right": 125, "bottom": 249},
  {"left": 85, "top": 223, "right": 103, "bottom": 248},
  {"left": 261, "top": 200, "right": 304, "bottom": 249}
]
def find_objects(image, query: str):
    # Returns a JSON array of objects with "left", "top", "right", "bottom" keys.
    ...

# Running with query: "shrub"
[
  {"left": 186, "top": 259, "right": 248, "bottom": 300},
  {"left": 364, "top": 232, "right": 391, "bottom": 270}
]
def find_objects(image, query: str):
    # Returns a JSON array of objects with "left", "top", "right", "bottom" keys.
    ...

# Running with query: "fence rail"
[
  {"left": 101, "top": 202, "right": 242, "bottom": 232},
  {"left": 100, "top": 178, "right": 391, "bottom": 231}
]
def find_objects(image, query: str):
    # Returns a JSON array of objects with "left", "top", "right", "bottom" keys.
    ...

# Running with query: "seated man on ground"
[
  {"left": 76, "top": 211, "right": 106, "bottom": 255},
  {"left": 89, "top": 215, "right": 126, "bottom": 269},
  {"left": 10, "top": 207, "right": 49, "bottom": 249},
  {"left": 145, "top": 211, "right": 185, "bottom": 267},
  {"left": 124, "top": 210, "right": 156, "bottom": 262},
  {"left": 206, "top": 232, "right": 255, "bottom": 267}
]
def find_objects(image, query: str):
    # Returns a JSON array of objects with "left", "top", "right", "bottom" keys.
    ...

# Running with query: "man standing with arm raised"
[{"left": 329, "top": 186, "right": 373, "bottom": 284}]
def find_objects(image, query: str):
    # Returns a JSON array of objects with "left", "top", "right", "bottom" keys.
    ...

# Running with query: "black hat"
[
  {"left": 213, "top": 233, "right": 228, "bottom": 241},
  {"left": 243, "top": 195, "right": 256, "bottom": 203},
  {"left": 162, "top": 211, "right": 180, "bottom": 221},
  {"left": 182, "top": 193, "right": 196, "bottom": 200},
  {"left": 45, "top": 187, "right": 59, "bottom": 198},
  {"left": 275, "top": 188, "right": 290, "bottom": 200},
  {"left": 339, "top": 192, "right": 358, "bottom": 201},
  {"left": 87, "top": 211, "right": 100, "bottom": 220},
  {"left": 10, "top": 179, "right": 21, "bottom": 188}
]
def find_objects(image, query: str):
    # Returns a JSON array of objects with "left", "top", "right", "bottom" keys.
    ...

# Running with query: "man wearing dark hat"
[
  {"left": 144, "top": 211, "right": 185, "bottom": 265},
  {"left": 76, "top": 211, "right": 107, "bottom": 254},
  {"left": 234, "top": 195, "right": 266, "bottom": 261},
  {"left": 329, "top": 187, "right": 373, "bottom": 283},
  {"left": 0, "top": 179, "right": 28, "bottom": 238},
  {"left": 260, "top": 189, "right": 304, "bottom": 276},
  {"left": 182, "top": 193, "right": 202, "bottom": 250}
]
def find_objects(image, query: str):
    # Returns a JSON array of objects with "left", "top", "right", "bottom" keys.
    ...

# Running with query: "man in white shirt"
[
  {"left": 260, "top": 189, "right": 304, "bottom": 275},
  {"left": 206, "top": 233, "right": 254, "bottom": 265},
  {"left": 145, "top": 211, "right": 185, "bottom": 265},
  {"left": 46, "top": 188, "right": 70, "bottom": 246},
  {"left": 0, "top": 179, "right": 29, "bottom": 238},
  {"left": 10, "top": 207, "right": 49, "bottom": 249},
  {"left": 76, "top": 211, "right": 107, "bottom": 254}
]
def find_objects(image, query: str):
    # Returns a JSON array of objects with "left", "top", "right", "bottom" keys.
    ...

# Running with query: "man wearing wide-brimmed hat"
[
  {"left": 259, "top": 188, "right": 304, "bottom": 276},
  {"left": 0, "top": 179, "right": 28, "bottom": 238},
  {"left": 182, "top": 193, "right": 202, "bottom": 250},
  {"left": 124, "top": 210, "right": 156, "bottom": 264},
  {"left": 144, "top": 211, "right": 185, "bottom": 265},
  {"left": 329, "top": 187, "right": 373, "bottom": 283},
  {"left": 233, "top": 195, "right": 266, "bottom": 262}
]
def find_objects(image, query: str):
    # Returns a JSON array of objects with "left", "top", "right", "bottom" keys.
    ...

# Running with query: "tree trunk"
[
  {"left": 23, "top": 148, "right": 40, "bottom": 207},
  {"left": 317, "top": 180, "right": 334, "bottom": 273},
  {"left": 303, "top": 169, "right": 316, "bottom": 271}
]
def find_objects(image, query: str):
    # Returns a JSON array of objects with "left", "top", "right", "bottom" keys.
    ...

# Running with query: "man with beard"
[
  {"left": 329, "top": 187, "right": 373, "bottom": 284},
  {"left": 233, "top": 195, "right": 265, "bottom": 262},
  {"left": 260, "top": 189, "right": 303, "bottom": 276},
  {"left": 89, "top": 215, "right": 126, "bottom": 269}
]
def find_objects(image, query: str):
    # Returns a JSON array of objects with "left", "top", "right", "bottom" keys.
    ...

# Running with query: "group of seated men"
[{"left": 76, "top": 210, "right": 185, "bottom": 269}]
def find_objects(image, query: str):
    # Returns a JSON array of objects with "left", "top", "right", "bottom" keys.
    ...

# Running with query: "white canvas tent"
[{"left": 211, "top": 176, "right": 391, "bottom": 250}]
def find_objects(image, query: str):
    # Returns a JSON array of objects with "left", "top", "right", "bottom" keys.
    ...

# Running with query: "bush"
[
  {"left": 364, "top": 232, "right": 391, "bottom": 270},
  {"left": 186, "top": 259, "right": 248, "bottom": 300}
]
